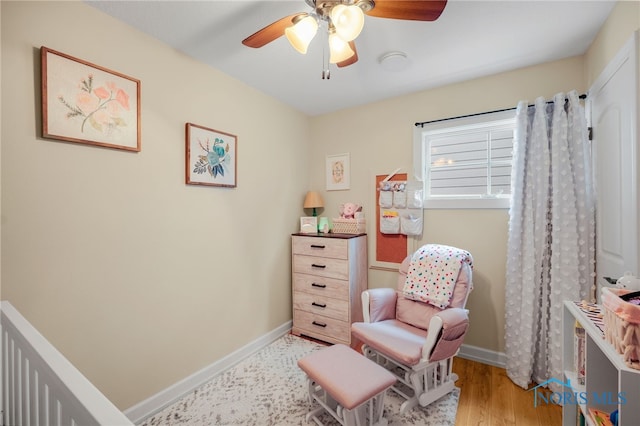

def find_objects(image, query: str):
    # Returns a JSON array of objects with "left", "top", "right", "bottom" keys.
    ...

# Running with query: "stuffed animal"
[{"left": 340, "top": 202, "right": 362, "bottom": 219}]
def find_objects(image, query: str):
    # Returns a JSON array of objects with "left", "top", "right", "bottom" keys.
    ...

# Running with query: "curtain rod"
[{"left": 414, "top": 93, "right": 587, "bottom": 127}]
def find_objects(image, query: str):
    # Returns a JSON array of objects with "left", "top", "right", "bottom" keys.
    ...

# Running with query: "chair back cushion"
[{"left": 395, "top": 255, "right": 473, "bottom": 331}]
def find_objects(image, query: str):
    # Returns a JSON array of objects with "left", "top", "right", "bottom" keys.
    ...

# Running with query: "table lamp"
[{"left": 303, "top": 191, "right": 324, "bottom": 217}]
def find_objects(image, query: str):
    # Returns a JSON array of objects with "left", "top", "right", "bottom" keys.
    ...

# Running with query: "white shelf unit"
[{"left": 563, "top": 301, "right": 640, "bottom": 425}]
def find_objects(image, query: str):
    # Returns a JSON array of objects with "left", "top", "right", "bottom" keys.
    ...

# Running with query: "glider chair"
[{"left": 351, "top": 244, "right": 473, "bottom": 414}]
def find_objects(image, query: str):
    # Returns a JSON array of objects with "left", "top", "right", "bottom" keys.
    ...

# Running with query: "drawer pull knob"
[
  {"left": 311, "top": 264, "right": 326, "bottom": 269},
  {"left": 312, "top": 302, "right": 327, "bottom": 308},
  {"left": 312, "top": 283, "right": 327, "bottom": 288},
  {"left": 312, "top": 321, "right": 327, "bottom": 328},
  {"left": 310, "top": 244, "right": 326, "bottom": 249}
]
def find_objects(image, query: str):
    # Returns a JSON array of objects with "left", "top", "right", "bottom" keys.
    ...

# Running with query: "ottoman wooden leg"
[{"left": 343, "top": 390, "right": 389, "bottom": 426}]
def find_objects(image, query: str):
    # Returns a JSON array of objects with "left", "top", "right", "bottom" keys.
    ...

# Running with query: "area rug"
[{"left": 139, "top": 334, "right": 459, "bottom": 425}]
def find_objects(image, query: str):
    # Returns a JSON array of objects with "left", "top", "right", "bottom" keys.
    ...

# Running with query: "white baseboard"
[
  {"left": 124, "top": 321, "right": 293, "bottom": 424},
  {"left": 457, "top": 343, "right": 506, "bottom": 368}
]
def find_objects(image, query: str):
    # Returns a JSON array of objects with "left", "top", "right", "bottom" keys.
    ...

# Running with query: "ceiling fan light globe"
[
  {"left": 285, "top": 15, "right": 318, "bottom": 54},
  {"left": 331, "top": 4, "right": 364, "bottom": 42},
  {"left": 328, "top": 32, "right": 355, "bottom": 64}
]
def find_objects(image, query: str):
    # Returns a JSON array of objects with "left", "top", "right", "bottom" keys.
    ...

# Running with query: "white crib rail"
[{"left": 1, "top": 301, "right": 133, "bottom": 426}]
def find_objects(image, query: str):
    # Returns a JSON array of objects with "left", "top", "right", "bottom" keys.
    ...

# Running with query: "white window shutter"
[{"left": 415, "top": 110, "right": 516, "bottom": 208}]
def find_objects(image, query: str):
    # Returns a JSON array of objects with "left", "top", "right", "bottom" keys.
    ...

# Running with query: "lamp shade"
[
  {"left": 285, "top": 14, "right": 318, "bottom": 54},
  {"left": 329, "top": 32, "right": 355, "bottom": 64},
  {"left": 303, "top": 191, "right": 324, "bottom": 209},
  {"left": 331, "top": 4, "right": 364, "bottom": 42}
]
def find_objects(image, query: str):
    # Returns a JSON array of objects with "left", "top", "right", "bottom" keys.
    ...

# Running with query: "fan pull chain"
[
  {"left": 322, "top": 20, "right": 330, "bottom": 79},
  {"left": 323, "top": 61, "right": 330, "bottom": 79}
]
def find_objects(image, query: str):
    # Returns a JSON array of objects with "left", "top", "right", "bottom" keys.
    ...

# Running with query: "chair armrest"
[
  {"left": 422, "top": 308, "right": 469, "bottom": 360},
  {"left": 361, "top": 288, "right": 397, "bottom": 323}
]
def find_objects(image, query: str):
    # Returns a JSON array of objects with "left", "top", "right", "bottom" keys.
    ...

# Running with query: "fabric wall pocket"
[
  {"left": 406, "top": 181, "right": 424, "bottom": 208},
  {"left": 380, "top": 209, "right": 400, "bottom": 234},
  {"left": 379, "top": 190, "right": 393, "bottom": 208},
  {"left": 400, "top": 209, "right": 423, "bottom": 236},
  {"left": 393, "top": 190, "right": 407, "bottom": 208}
]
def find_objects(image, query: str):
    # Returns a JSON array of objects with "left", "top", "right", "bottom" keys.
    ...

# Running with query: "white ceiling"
[{"left": 86, "top": 0, "right": 616, "bottom": 116}]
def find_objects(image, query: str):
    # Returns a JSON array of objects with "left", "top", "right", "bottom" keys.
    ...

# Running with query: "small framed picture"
[
  {"left": 326, "top": 153, "right": 350, "bottom": 191},
  {"left": 300, "top": 217, "right": 318, "bottom": 234},
  {"left": 186, "top": 123, "right": 237, "bottom": 188}
]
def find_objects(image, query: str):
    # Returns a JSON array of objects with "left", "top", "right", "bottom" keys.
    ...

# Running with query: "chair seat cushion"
[{"left": 352, "top": 319, "right": 428, "bottom": 366}]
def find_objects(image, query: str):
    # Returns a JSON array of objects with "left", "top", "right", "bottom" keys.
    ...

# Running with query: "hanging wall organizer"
[{"left": 378, "top": 179, "right": 423, "bottom": 236}]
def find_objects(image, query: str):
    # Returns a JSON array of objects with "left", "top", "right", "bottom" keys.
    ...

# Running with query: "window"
[{"left": 413, "top": 109, "right": 516, "bottom": 209}]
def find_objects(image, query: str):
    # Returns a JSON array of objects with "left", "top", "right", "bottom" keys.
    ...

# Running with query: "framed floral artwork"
[
  {"left": 186, "top": 123, "right": 237, "bottom": 188},
  {"left": 326, "top": 153, "right": 350, "bottom": 191},
  {"left": 41, "top": 47, "right": 141, "bottom": 152}
]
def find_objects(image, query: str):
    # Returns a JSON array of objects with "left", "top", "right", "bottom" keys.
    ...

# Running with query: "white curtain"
[{"left": 505, "top": 90, "right": 595, "bottom": 390}]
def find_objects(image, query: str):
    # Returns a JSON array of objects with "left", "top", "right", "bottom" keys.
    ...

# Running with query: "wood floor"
[{"left": 453, "top": 357, "right": 562, "bottom": 425}]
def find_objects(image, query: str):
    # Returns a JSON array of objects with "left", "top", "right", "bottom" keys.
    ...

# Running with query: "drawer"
[
  {"left": 292, "top": 236, "right": 348, "bottom": 259},
  {"left": 293, "top": 273, "right": 349, "bottom": 299},
  {"left": 293, "top": 291, "right": 349, "bottom": 321},
  {"left": 293, "top": 255, "right": 349, "bottom": 280},
  {"left": 293, "top": 310, "right": 350, "bottom": 343}
]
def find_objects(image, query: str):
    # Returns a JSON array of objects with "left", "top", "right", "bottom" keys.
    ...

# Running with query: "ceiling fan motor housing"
[{"left": 305, "top": 0, "right": 374, "bottom": 19}]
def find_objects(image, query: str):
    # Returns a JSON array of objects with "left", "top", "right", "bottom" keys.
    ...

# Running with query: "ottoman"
[{"left": 297, "top": 344, "right": 396, "bottom": 426}]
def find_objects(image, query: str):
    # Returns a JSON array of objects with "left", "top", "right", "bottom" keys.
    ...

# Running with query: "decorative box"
[
  {"left": 331, "top": 218, "right": 366, "bottom": 234},
  {"left": 602, "top": 287, "right": 640, "bottom": 370}
]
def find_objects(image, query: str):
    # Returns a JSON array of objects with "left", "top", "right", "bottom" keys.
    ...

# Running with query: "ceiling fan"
[{"left": 242, "top": 0, "right": 447, "bottom": 79}]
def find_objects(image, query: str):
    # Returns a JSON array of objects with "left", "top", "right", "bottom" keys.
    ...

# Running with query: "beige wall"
[
  {"left": 309, "top": 0, "right": 639, "bottom": 356},
  {"left": 1, "top": 1, "right": 310, "bottom": 410},
  {"left": 309, "top": 56, "right": 586, "bottom": 354},
  {"left": 1, "top": 0, "right": 638, "bottom": 415},
  {"left": 585, "top": 1, "right": 640, "bottom": 86}
]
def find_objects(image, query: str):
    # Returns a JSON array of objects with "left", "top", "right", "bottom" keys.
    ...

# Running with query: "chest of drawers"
[{"left": 291, "top": 233, "right": 367, "bottom": 345}]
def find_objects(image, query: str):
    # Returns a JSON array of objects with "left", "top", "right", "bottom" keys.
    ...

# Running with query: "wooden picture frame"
[
  {"left": 326, "top": 153, "right": 350, "bottom": 191},
  {"left": 186, "top": 123, "right": 237, "bottom": 188},
  {"left": 41, "top": 47, "right": 141, "bottom": 152}
]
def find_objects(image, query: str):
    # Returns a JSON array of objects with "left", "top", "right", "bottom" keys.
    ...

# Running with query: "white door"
[{"left": 590, "top": 32, "right": 639, "bottom": 298}]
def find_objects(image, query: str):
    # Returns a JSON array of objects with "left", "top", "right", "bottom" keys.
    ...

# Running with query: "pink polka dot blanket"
[{"left": 402, "top": 244, "right": 473, "bottom": 309}]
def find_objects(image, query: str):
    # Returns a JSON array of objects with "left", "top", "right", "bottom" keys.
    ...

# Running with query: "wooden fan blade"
[
  {"left": 337, "top": 41, "right": 358, "bottom": 68},
  {"left": 365, "top": 0, "right": 447, "bottom": 21},
  {"left": 242, "top": 13, "right": 304, "bottom": 48}
]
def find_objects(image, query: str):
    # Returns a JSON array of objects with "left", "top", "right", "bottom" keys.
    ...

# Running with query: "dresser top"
[{"left": 292, "top": 232, "right": 366, "bottom": 239}]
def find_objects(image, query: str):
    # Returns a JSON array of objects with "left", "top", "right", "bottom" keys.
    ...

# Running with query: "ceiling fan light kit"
[
  {"left": 285, "top": 14, "right": 319, "bottom": 54},
  {"left": 329, "top": 29, "right": 355, "bottom": 63},
  {"left": 331, "top": 4, "right": 365, "bottom": 41},
  {"left": 242, "top": 0, "right": 447, "bottom": 78}
]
